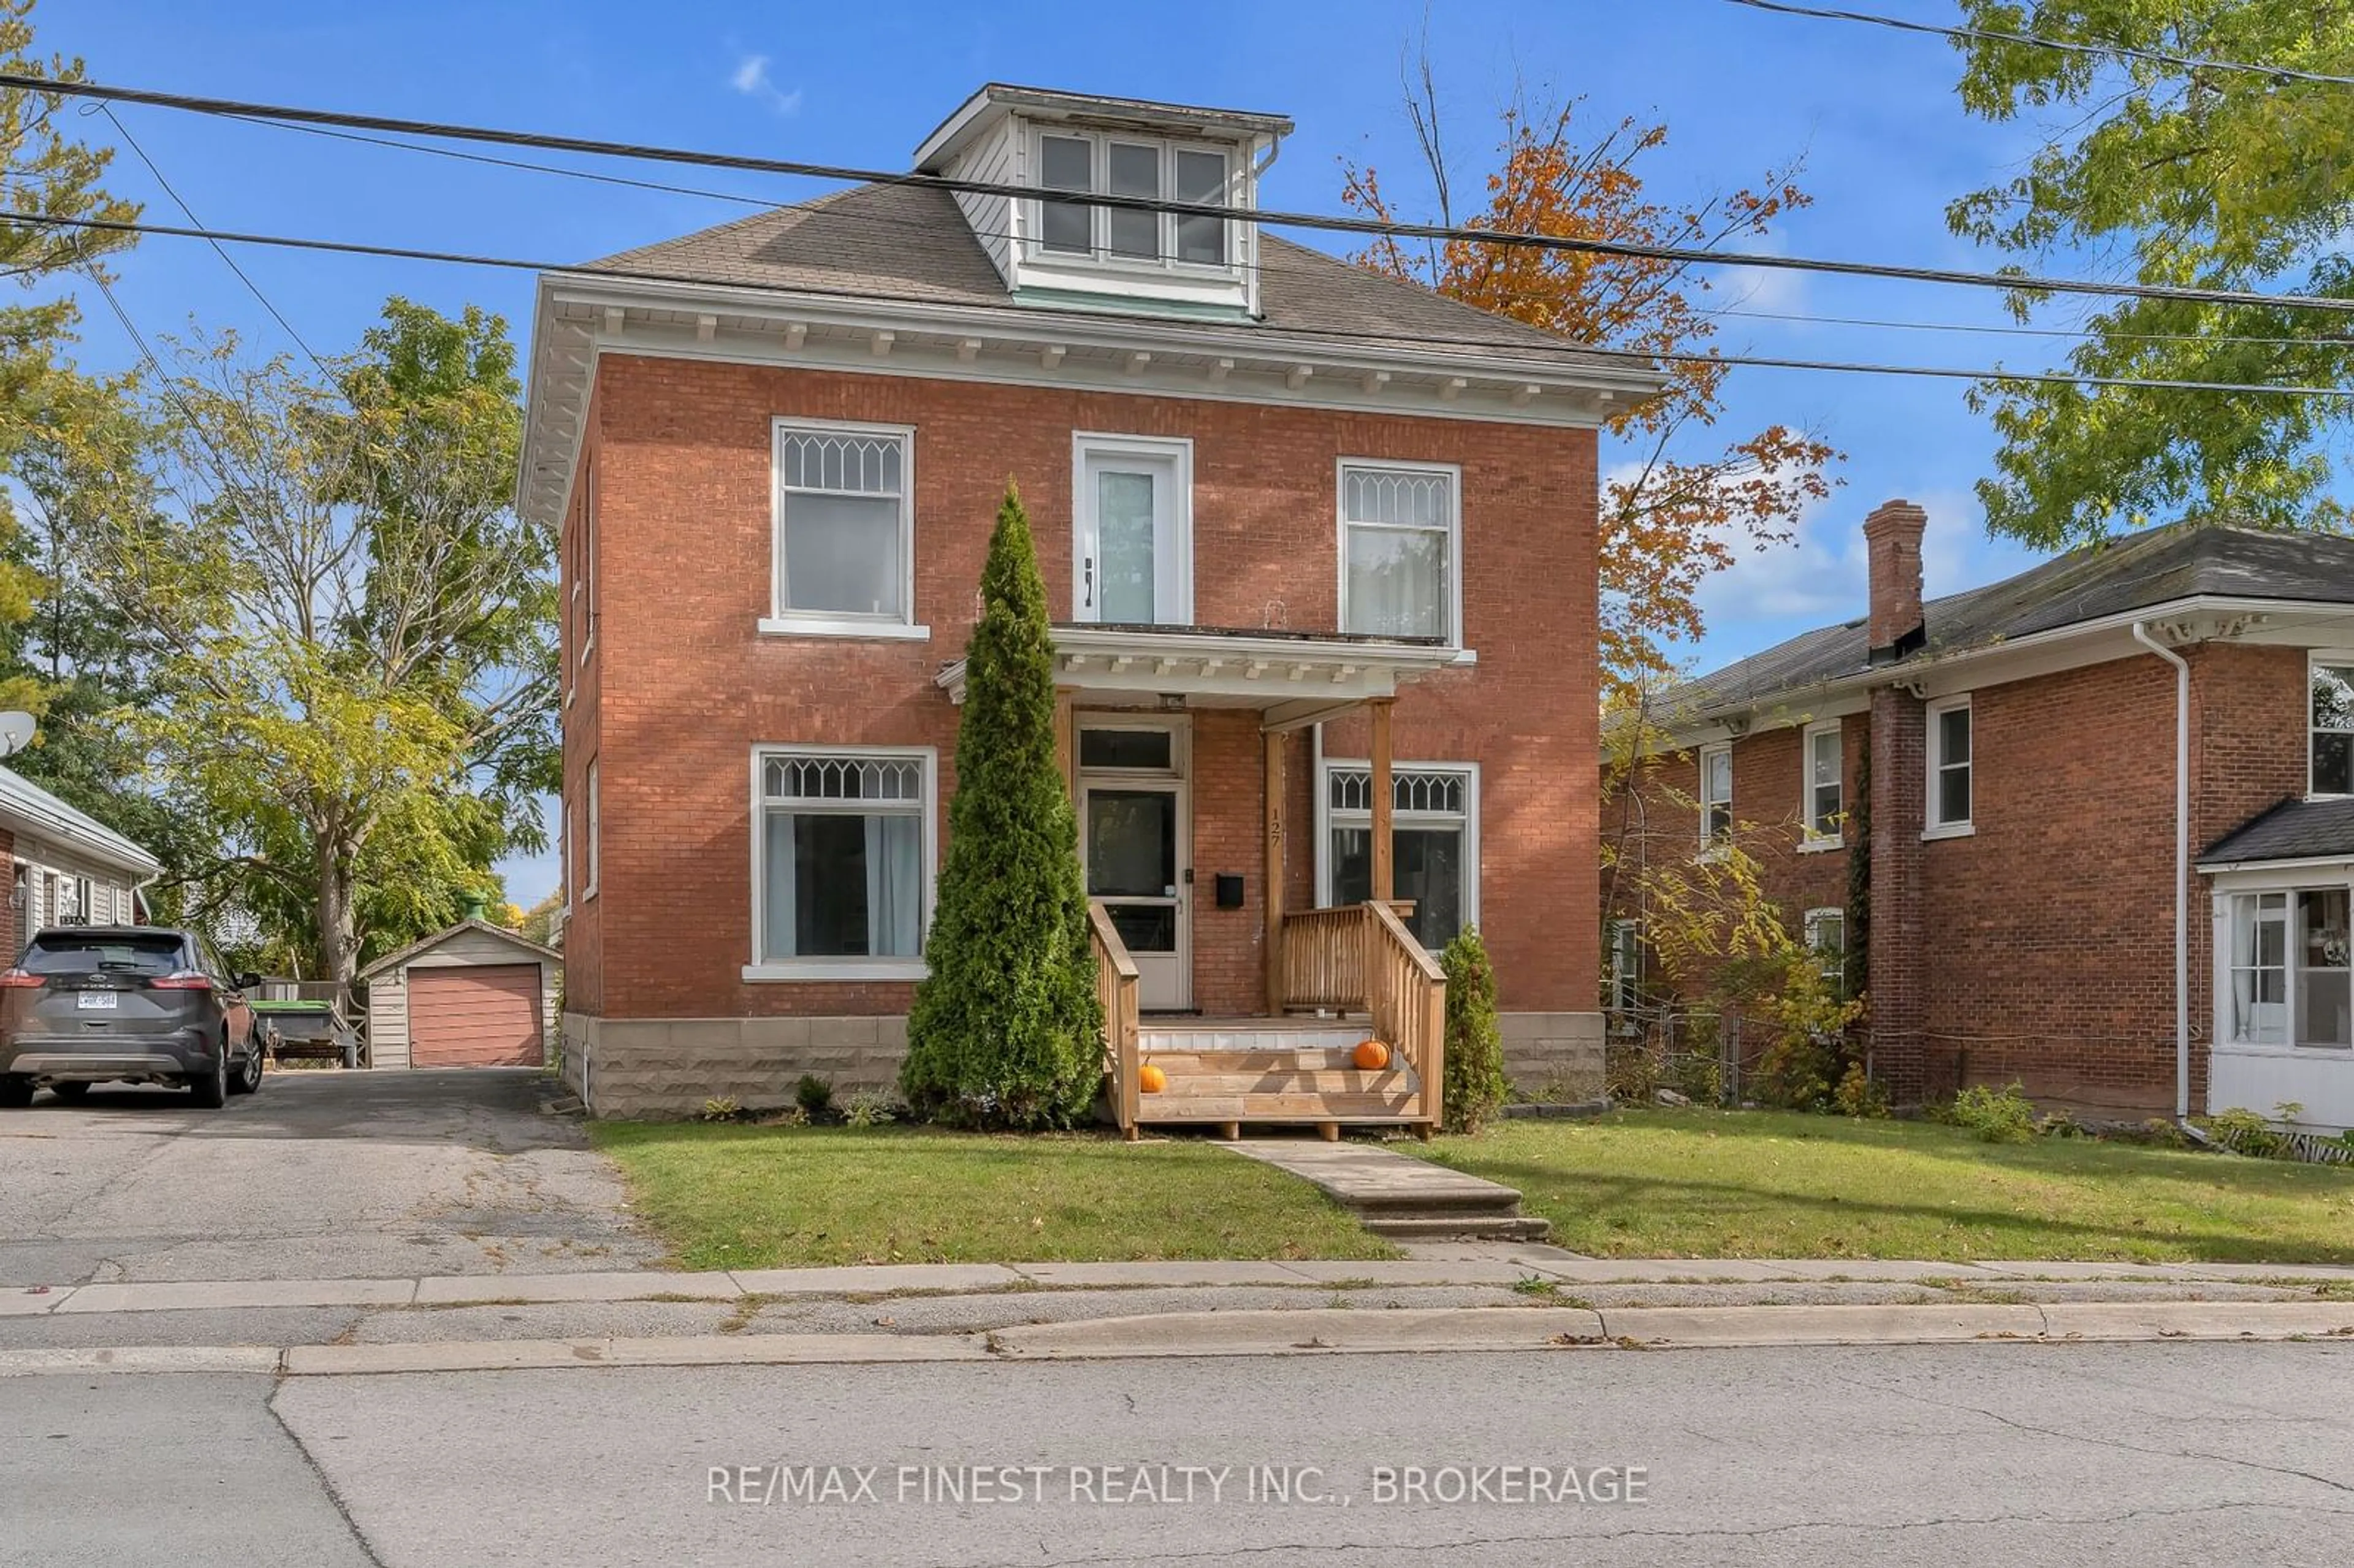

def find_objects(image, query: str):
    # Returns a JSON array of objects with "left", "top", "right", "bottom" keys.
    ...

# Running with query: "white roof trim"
[
  {"left": 0, "top": 764, "right": 161, "bottom": 877},
  {"left": 936, "top": 626, "right": 1458, "bottom": 720}
]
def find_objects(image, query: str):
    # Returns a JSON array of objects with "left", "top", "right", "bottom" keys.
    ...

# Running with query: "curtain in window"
[
  {"left": 867, "top": 814, "right": 921, "bottom": 959},
  {"left": 1343, "top": 527, "right": 1446, "bottom": 639},
  {"left": 780, "top": 492, "right": 901, "bottom": 616}
]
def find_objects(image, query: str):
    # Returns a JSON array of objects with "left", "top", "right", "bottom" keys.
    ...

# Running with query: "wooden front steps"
[{"left": 1133, "top": 1019, "right": 1425, "bottom": 1136}]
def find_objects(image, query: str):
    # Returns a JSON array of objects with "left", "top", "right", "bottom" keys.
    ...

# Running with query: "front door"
[
  {"left": 1074, "top": 446, "right": 1186, "bottom": 625},
  {"left": 1078, "top": 720, "right": 1190, "bottom": 1011}
]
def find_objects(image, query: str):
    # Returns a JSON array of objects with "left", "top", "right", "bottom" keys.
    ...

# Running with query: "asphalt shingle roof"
[
  {"left": 579, "top": 182, "right": 1620, "bottom": 370},
  {"left": 2202, "top": 796, "right": 2354, "bottom": 867},
  {"left": 1672, "top": 524, "right": 2354, "bottom": 720}
]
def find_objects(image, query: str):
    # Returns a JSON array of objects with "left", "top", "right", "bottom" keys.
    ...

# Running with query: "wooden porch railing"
[
  {"left": 1087, "top": 900, "right": 1143, "bottom": 1139},
  {"left": 1275, "top": 901, "right": 1446, "bottom": 1132}
]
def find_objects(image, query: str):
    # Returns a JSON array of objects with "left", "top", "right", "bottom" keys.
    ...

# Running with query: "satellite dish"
[{"left": 0, "top": 713, "right": 33, "bottom": 759}]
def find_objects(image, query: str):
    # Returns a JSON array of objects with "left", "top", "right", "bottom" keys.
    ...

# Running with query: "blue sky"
[{"left": 45, "top": 1, "right": 2074, "bottom": 903}]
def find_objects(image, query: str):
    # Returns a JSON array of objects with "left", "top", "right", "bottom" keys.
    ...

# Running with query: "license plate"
[{"left": 77, "top": 991, "right": 118, "bottom": 1011}]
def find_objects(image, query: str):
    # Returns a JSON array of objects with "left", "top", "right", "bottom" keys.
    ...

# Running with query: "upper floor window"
[
  {"left": 768, "top": 421, "right": 923, "bottom": 639},
  {"left": 1035, "top": 131, "right": 1232, "bottom": 268},
  {"left": 1803, "top": 720, "right": 1843, "bottom": 845},
  {"left": 1927, "top": 697, "right": 1973, "bottom": 834},
  {"left": 1338, "top": 462, "right": 1458, "bottom": 642},
  {"left": 2312, "top": 661, "right": 2354, "bottom": 795},
  {"left": 1699, "top": 743, "right": 1732, "bottom": 848}
]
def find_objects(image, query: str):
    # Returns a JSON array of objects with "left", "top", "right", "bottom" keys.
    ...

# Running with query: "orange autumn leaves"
[{"left": 1342, "top": 102, "right": 1840, "bottom": 696}]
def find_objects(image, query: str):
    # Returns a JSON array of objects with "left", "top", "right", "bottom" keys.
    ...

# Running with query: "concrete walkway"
[{"left": 1225, "top": 1137, "right": 1547, "bottom": 1239}]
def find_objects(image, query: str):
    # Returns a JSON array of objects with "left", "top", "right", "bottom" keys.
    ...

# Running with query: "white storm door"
[{"left": 1074, "top": 441, "right": 1187, "bottom": 625}]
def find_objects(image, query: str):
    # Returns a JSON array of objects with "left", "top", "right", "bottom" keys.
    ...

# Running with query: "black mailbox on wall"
[{"left": 1214, "top": 873, "right": 1245, "bottom": 910}]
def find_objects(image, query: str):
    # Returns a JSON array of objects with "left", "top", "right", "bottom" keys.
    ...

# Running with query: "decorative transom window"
[
  {"left": 772, "top": 424, "right": 913, "bottom": 629},
  {"left": 1339, "top": 463, "right": 1457, "bottom": 642},
  {"left": 1320, "top": 761, "right": 1477, "bottom": 952},
  {"left": 2225, "top": 888, "right": 2350, "bottom": 1049},
  {"left": 2312, "top": 662, "right": 2354, "bottom": 795},
  {"left": 754, "top": 749, "right": 932, "bottom": 972},
  {"left": 1699, "top": 744, "right": 1732, "bottom": 848},
  {"left": 1804, "top": 722, "right": 1843, "bottom": 843},
  {"left": 1035, "top": 131, "right": 1232, "bottom": 268},
  {"left": 1927, "top": 698, "right": 1972, "bottom": 831}
]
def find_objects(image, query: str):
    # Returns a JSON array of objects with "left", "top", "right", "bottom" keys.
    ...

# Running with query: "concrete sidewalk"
[{"left": 7, "top": 1248, "right": 2353, "bottom": 1320}]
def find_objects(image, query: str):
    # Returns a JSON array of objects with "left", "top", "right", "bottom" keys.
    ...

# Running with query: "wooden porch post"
[
  {"left": 1263, "top": 728, "right": 1286, "bottom": 1010},
  {"left": 1368, "top": 697, "right": 1395, "bottom": 903},
  {"left": 1053, "top": 690, "right": 1076, "bottom": 801}
]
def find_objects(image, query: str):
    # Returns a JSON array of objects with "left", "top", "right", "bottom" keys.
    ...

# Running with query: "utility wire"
[
  {"left": 232, "top": 98, "right": 2354, "bottom": 358},
  {"left": 1712, "top": 0, "right": 2354, "bottom": 88},
  {"left": 13, "top": 207, "right": 2354, "bottom": 400},
  {"left": 15, "top": 68, "right": 2354, "bottom": 318},
  {"left": 92, "top": 104, "right": 325, "bottom": 369}
]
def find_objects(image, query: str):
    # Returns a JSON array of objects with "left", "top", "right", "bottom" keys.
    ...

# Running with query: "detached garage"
[{"left": 360, "top": 920, "right": 561, "bottom": 1070}]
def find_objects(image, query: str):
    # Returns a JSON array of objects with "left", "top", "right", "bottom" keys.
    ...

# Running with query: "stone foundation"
[
  {"left": 1499, "top": 1011, "right": 1606, "bottom": 1102},
  {"left": 564, "top": 1007, "right": 1608, "bottom": 1119},
  {"left": 564, "top": 1013, "right": 908, "bottom": 1119}
]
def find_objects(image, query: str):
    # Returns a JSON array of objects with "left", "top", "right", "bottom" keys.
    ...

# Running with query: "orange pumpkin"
[
  {"left": 1138, "top": 1062, "right": 1168, "bottom": 1094},
  {"left": 1353, "top": 1039, "right": 1392, "bottom": 1071}
]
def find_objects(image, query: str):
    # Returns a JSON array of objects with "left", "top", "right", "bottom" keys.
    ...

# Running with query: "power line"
[
  {"left": 1713, "top": 0, "right": 2354, "bottom": 88},
  {"left": 93, "top": 104, "right": 325, "bottom": 368},
  {"left": 233, "top": 95, "right": 2354, "bottom": 359},
  {"left": 14, "top": 207, "right": 2354, "bottom": 400},
  {"left": 19, "top": 67, "right": 2354, "bottom": 319}
]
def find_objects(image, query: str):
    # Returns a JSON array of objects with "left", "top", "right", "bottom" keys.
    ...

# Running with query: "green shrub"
[
  {"left": 794, "top": 1075, "right": 836, "bottom": 1124},
  {"left": 1604, "top": 1040, "right": 1660, "bottom": 1104},
  {"left": 1942, "top": 1082, "right": 2036, "bottom": 1143},
  {"left": 842, "top": 1090, "right": 897, "bottom": 1129},
  {"left": 699, "top": 1096, "right": 741, "bottom": 1123},
  {"left": 1833, "top": 1062, "right": 1888, "bottom": 1118},
  {"left": 1439, "top": 926, "right": 1509, "bottom": 1133},
  {"left": 2201, "top": 1106, "right": 2287, "bottom": 1158},
  {"left": 901, "top": 485, "right": 1102, "bottom": 1129}
]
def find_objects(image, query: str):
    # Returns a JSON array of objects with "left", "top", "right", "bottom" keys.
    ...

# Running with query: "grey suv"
[{"left": 0, "top": 927, "right": 265, "bottom": 1108}]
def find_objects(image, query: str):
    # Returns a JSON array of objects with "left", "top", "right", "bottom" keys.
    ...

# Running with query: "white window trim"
[
  {"left": 578, "top": 459, "right": 597, "bottom": 668},
  {"left": 582, "top": 759, "right": 600, "bottom": 901},
  {"left": 1335, "top": 457, "right": 1464, "bottom": 650},
  {"left": 1606, "top": 917, "right": 1643, "bottom": 1024},
  {"left": 2211, "top": 878, "right": 2354, "bottom": 1052},
  {"left": 562, "top": 802, "right": 575, "bottom": 918},
  {"left": 744, "top": 742, "right": 938, "bottom": 983},
  {"left": 1071, "top": 431, "right": 1194, "bottom": 626},
  {"left": 1803, "top": 906, "right": 1846, "bottom": 981},
  {"left": 1311, "top": 755, "right": 1480, "bottom": 932},
  {"left": 1799, "top": 719, "right": 1844, "bottom": 850},
  {"left": 766, "top": 417, "right": 929, "bottom": 641},
  {"left": 1697, "top": 741, "right": 1733, "bottom": 854},
  {"left": 1924, "top": 695, "right": 1975, "bottom": 839},
  {"left": 2307, "top": 650, "right": 2354, "bottom": 799},
  {"left": 1023, "top": 124, "right": 1243, "bottom": 278}
]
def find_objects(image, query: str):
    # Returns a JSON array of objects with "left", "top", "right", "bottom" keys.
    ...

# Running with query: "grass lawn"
[
  {"left": 1411, "top": 1109, "right": 2354, "bottom": 1264},
  {"left": 590, "top": 1122, "right": 1396, "bottom": 1271}
]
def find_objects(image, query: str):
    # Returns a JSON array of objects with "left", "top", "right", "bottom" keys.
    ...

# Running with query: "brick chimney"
[{"left": 1863, "top": 499, "right": 1928, "bottom": 664}]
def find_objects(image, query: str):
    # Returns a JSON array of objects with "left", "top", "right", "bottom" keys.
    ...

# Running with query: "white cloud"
[
  {"left": 729, "top": 52, "right": 802, "bottom": 115},
  {"left": 1713, "top": 261, "right": 1808, "bottom": 318}
]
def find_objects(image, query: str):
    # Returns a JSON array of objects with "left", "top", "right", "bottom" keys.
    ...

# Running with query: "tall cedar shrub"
[
  {"left": 1439, "top": 926, "right": 1509, "bottom": 1133},
  {"left": 900, "top": 484, "right": 1102, "bottom": 1128}
]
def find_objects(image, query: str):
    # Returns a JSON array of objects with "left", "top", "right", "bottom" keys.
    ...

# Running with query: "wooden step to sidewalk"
[{"left": 1222, "top": 1138, "right": 1552, "bottom": 1244}]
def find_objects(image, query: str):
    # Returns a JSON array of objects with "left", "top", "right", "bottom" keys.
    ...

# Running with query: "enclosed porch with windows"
[
  {"left": 2202, "top": 797, "right": 2354, "bottom": 1134},
  {"left": 938, "top": 625, "right": 1464, "bottom": 1138}
]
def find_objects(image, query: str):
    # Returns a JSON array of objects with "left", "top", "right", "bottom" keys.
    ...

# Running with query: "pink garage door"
[{"left": 408, "top": 964, "right": 544, "bottom": 1068}]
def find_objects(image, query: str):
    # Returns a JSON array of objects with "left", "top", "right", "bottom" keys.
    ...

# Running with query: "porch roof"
[
  {"left": 2199, "top": 795, "right": 2354, "bottom": 873},
  {"left": 934, "top": 624, "right": 1460, "bottom": 731}
]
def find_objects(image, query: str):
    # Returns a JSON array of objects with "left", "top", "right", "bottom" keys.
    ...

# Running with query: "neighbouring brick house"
[
  {"left": 1607, "top": 499, "right": 2354, "bottom": 1132},
  {"left": 524, "top": 85, "right": 1660, "bottom": 1120}
]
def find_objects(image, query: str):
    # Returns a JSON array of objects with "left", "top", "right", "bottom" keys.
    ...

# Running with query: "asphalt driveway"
[{"left": 0, "top": 1068, "right": 657, "bottom": 1287}]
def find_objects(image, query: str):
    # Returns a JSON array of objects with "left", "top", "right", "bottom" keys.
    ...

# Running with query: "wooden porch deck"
[{"left": 1091, "top": 900, "right": 1446, "bottom": 1140}]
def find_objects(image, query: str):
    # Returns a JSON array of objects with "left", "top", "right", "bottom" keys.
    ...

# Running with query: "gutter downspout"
[{"left": 2131, "top": 622, "right": 2192, "bottom": 1124}]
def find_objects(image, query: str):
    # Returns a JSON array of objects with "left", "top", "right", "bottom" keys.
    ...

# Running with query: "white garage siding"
[{"left": 360, "top": 921, "right": 562, "bottom": 1070}]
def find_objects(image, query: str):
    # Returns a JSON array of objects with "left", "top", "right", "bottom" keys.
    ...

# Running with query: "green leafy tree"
[
  {"left": 86, "top": 300, "right": 549, "bottom": 981},
  {"left": 901, "top": 484, "right": 1100, "bottom": 1129},
  {"left": 1439, "top": 926, "right": 1508, "bottom": 1133},
  {"left": 1948, "top": 2, "right": 2354, "bottom": 545}
]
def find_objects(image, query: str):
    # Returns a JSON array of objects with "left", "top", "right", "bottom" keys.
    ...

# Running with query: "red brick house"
[
  {"left": 522, "top": 86, "right": 1659, "bottom": 1121},
  {"left": 1609, "top": 499, "right": 2354, "bottom": 1132}
]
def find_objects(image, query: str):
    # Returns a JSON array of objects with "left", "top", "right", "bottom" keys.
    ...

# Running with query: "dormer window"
[{"left": 1032, "top": 130, "right": 1232, "bottom": 270}]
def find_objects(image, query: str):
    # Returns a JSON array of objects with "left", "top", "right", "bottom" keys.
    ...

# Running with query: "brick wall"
[
  {"left": 565, "top": 354, "right": 1600, "bottom": 1022},
  {"left": 1604, "top": 642, "right": 2317, "bottom": 1117}
]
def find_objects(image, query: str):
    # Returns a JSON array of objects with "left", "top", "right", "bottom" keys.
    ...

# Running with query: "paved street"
[
  {"left": 7, "top": 1341, "right": 2348, "bottom": 1566},
  {"left": 0, "top": 1068, "right": 655, "bottom": 1285}
]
